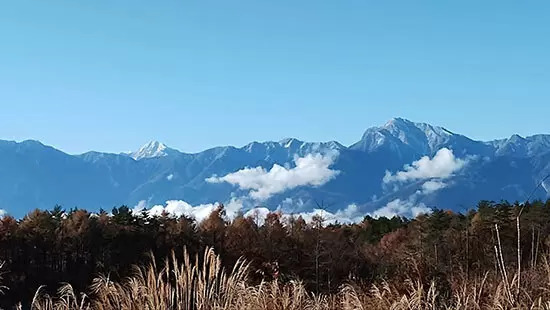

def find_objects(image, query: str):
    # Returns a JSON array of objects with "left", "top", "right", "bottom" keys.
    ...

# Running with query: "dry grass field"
[{"left": 5, "top": 247, "right": 550, "bottom": 310}]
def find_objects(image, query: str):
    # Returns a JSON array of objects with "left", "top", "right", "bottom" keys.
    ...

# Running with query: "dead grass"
[
  {"left": 0, "top": 261, "right": 8, "bottom": 296},
  {"left": 12, "top": 249, "right": 550, "bottom": 310}
]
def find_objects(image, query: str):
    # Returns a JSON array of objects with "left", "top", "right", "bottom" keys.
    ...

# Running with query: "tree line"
[{"left": 1, "top": 199, "right": 550, "bottom": 307}]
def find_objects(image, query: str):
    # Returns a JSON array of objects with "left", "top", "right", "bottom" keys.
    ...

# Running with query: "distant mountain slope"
[{"left": 0, "top": 118, "right": 548, "bottom": 218}]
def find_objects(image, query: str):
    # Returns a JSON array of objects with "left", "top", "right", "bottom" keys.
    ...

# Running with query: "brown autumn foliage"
[{"left": 1, "top": 200, "right": 550, "bottom": 309}]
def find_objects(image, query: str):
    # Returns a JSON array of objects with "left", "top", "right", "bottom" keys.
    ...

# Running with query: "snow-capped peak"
[
  {"left": 383, "top": 118, "right": 453, "bottom": 137},
  {"left": 352, "top": 118, "right": 462, "bottom": 154},
  {"left": 383, "top": 117, "right": 411, "bottom": 128},
  {"left": 489, "top": 133, "right": 550, "bottom": 157},
  {"left": 131, "top": 141, "right": 175, "bottom": 160},
  {"left": 278, "top": 138, "right": 303, "bottom": 148}
]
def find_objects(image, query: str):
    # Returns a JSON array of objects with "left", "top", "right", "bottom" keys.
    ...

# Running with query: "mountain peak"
[
  {"left": 383, "top": 117, "right": 413, "bottom": 127},
  {"left": 383, "top": 118, "right": 453, "bottom": 135},
  {"left": 509, "top": 134, "right": 525, "bottom": 142},
  {"left": 131, "top": 141, "right": 176, "bottom": 160},
  {"left": 351, "top": 118, "right": 461, "bottom": 154},
  {"left": 278, "top": 138, "right": 303, "bottom": 148},
  {"left": 382, "top": 118, "right": 421, "bottom": 135}
]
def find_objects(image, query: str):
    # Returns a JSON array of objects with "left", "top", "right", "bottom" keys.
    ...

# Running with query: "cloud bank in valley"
[
  {"left": 133, "top": 198, "right": 364, "bottom": 226},
  {"left": 370, "top": 183, "right": 437, "bottom": 219},
  {"left": 132, "top": 148, "right": 469, "bottom": 223},
  {"left": 206, "top": 153, "right": 340, "bottom": 200},
  {"left": 371, "top": 178, "right": 440, "bottom": 218},
  {"left": 244, "top": 203, "right": 365, "bottom": 225},
  {"left": 133, "top": 197, "right": 245, "bottom": 223},
  {"left": 371, "top": 198, "right": 431, "bottom": 219},
  {"left": 131, "top": 152, "right": 356, "bottom": 225}
]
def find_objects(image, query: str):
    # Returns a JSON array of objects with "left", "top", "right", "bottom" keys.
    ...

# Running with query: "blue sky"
[{"left": 1, "top": 1, "right": 549, "bottom": 154}]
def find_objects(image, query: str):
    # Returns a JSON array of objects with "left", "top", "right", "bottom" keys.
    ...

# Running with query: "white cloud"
[
  {"left": 166, "top": 174, "right": 174, "bottom": 181},
  {"left": 133, "top": 196, "right": 365, "bottom": 226},
  {"left": 206, "top": 153, "right": 340, "bottom": 200},
  {"left": 370, "top": 179, "right": 448, "bottom": 219},
  {"left": 371, "top": 199, "right": 411, "bottom": 218},
  {"left": 132, "top": 200, "right": 149, "bottom": 214},
  {"left": 383, "top": 148, "right": 466, "bottom": 184},
  {"left": 371, "top": 198, "right": 431, "bottom": 219},
  {"left": 277, "top": 197, "right": 306, "bottom": 212},
  {"left": 244, "top": 207, "right": 271, "bottom": 226},
  {"left": 411, "top": 205, "right": 432, "bottom": 217},
  {"left": 0, "top": 209, "right": 6, "bottom": 217},
  {"left": 224, "top": 197, "right": 246, "bottom": 219},
  {"left": 242, "top": 198, "right": 366, "bottom": 226},
  {"left": 332, "top": 204, "right": 365, "bottom": 223},
  {"left": 280, "top": 204, "right": 364, "bottom": 225},
  {"left": 132, "top": 197, "right": 245, "bottom": 223},
  {"left": 148, "top": 200, "right": 218, "bottom": 223},
  {"left": 421, "top": 180, "right": 447, "bottom": 194},
  {"left": 372, "top": 148, "right": 467, "bottom": 218},
  {"left": 370, "top": 178, "right": 448, "bottom": 219}
]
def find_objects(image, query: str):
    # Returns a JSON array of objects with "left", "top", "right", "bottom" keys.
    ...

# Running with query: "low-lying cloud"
[
  {"left": 133, "top": 197, "right": 365, "bottom": 226},
  {"left": 383, "top": 148, "right": 466, "bottom": 184},
  {"left": 371, "top": 198, "right": 431, "bottom": 219},
  {"left": 206, "top": 153, "right": 340, "bottom": 200},
  {"left": 138, "top": 200, "right": 218, "bottom": 223},
  {"left": 370, "top": 178, "right": 453, "bottom": 219},
  {"left": 372, "top": 148, "right": 468, "bottom": 218},
  {"left": 133, "top": 197, "right": 246, "bottom": 223},
  {"left": 370, "top": 180, "right": 438, "bottom": 218},
  {"left": 245, "top": 203, "right": 364, "bottom": 226}
]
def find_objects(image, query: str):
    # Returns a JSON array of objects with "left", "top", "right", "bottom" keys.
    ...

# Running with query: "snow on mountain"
[
  {"left": 381, "top": 117, "right": 454, "bottom": 154},
  {"left": 542, "top": 180, "right": 549, "bottom": 195},
  {"left": 279, "top": 138, "right": 302, "bottom": 148},
  {"left": 0, "top": 118, "right": 548, "bottom": 218},
  {"left": 489, "top": 134, "right": 550, "bottom": 157},
  {"left": 130, "top": 141, "right": 179, "bottom": 160},
  {"left": 351, "top": 117, "right": 492, "bottom": 158},
  {"left": 350, "top": 117, "right": 456, "bottom": 154}
]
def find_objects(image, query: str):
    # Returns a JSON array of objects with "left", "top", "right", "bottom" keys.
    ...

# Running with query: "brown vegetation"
[
  {"left": 8, "top": 247, "right": 550, "bottom": 309},
  {"left": 2, "top": 200, "right": 550, "bottom": 309}
]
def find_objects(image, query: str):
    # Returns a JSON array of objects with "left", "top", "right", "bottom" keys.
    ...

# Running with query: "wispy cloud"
[{"left": 206, "top": 153, "right": 340, "bottom": 200}]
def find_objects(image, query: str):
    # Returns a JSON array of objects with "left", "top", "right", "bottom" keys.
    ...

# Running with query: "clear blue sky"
[{"left": 1, "top": 1, "right": 549, "bottom": 154}]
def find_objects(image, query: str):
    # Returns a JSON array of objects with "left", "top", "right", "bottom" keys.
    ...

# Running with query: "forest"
[{"left": 1, "top": 200, "right": 550, "bottom": 309}]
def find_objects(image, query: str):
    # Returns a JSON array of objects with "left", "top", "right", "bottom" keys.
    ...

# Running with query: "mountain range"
[{"left": 1, "top": 118, "right": 549, "bottom": 219}]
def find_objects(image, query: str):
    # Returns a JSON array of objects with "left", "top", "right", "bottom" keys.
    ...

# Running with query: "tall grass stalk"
[{"left": 16, "top": 248, "right": 550, "bottom": 310}]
